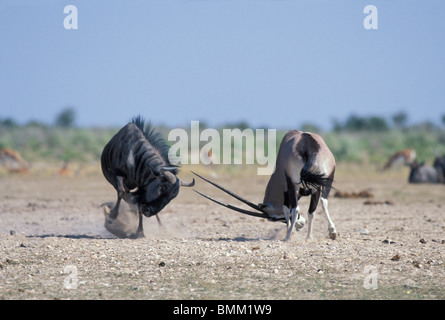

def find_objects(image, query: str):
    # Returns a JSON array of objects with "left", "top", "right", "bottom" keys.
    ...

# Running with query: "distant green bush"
[
  {"left": 0, "top": 125, "right": 117, "bottom": 163},
  {"left": 0, "top": 122, "right": 444, "bottom": 167}
]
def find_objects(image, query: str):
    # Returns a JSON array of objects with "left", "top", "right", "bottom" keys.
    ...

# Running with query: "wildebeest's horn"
[
  {"left": 161, "top": 166, "right": 178, "bottom": 171},
  {"left": 179, "top": 178, "right": 195, "bottom": 187},
  {"left": 162, "top": 170, "right": 178, "bottom": 184}
]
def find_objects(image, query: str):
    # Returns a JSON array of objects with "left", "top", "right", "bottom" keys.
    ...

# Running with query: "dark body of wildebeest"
[
  {"left": 408, "top": 158, "right": 445, "bottom": 184},
  {"left": 101, "top": 116, "right": 194, "bottom": 238},
  {"left": 433, "top": 154, "right": 445, "bottom": 182}
]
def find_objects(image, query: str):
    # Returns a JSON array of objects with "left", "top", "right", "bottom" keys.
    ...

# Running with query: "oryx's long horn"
[
  {"left": 191, "top": 171, "right": 265, "bottom": 213},
  {"left": 193, "top": 190, "right": 268, "bottom": 219},
  {"left": 179, "top": 177, "right": 195, "bottom": 187}
]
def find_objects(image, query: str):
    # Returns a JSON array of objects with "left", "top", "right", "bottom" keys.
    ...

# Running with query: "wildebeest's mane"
[{"left": 131, "top": 115, "right": 178, "bottom": 174}]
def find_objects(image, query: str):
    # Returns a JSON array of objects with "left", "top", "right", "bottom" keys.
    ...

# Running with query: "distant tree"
[
  {"left": 442, "top": 114, "right": 445, "bottom": 127},
  {"left": 392, "top": 111, "right": 408, "bottom": 129},
  {"left": 368, "top": 116, "right": 389, "bottom": 131},
  {"left": 222, "top": 121, "right": 250, "bottom": 130},
  {"left": 332, "top": 118, "right": 342, "bottom": 132},
  {"left": 55, "top": 107, "right": 76, "bottom": 128},
  {"left": 26, "top": 120, "right": 48, "bottom": 129},
  {"left": 333, "top": 114, "right": 389, "bottom": 132},
  {"left": 0, "top": 117, "right": 18, "bottom": 128},
  {"left": 344, "top": 115, "right": 367, "bottom": 131}
]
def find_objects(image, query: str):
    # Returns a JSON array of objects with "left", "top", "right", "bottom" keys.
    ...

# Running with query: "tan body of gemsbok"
[{"left": 193, "top": 130, "right": 337, "bottom": 241}]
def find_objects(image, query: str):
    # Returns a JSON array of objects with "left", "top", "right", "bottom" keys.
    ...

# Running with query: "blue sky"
[{"left": 1, "top": 0, "right": 444, "bottom": 129}]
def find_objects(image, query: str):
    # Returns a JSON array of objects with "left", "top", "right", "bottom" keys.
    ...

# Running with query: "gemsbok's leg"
[
  {"left": 321, "top": 180, "right": 337, "bottom": 240},
  {"left": 283, "top": 177, "right": 298, "bottom": 241},
  {"left": 320, "top": 197, "right": 337, "bottom": 240},
  {"left": 306, "top": 189, "right": 321, "bottom": 240},
  {"left": 284, "top": 206, "right": 299, "bottom": 241}
]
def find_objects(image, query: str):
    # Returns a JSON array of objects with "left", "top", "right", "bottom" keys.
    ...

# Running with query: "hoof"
[
  {"left": 283, "top": 230, "right": 292, "bottom": 242},
  {"left": 130, "top": 231, "right": 145, "bottom": 239},
  {"left": 329, "top": 231, "right": 337, "bottom": 240},
  {"left": 294, "top": 216, "right": 306, "bottom": 230}
]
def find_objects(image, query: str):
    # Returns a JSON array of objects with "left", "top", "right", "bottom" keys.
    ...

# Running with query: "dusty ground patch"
[{"left": 0, "top": 164, "right": 444, "bottom": 299}]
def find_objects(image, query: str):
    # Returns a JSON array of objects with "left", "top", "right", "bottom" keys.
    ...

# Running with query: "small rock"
[
  {"left": 419, "top": 238, "right": 426, "bottom": 244},
  {"left": 404, "top": 280, "right": 420, "bottom": 289},
  {"left": 10, "top": 230, "right": 16, "bottom": 236},
  {"left": 382, "top": 239, "right": 395, "bottom": 244},
  {"left": 5, "top": 258, "right": 18, "bottom": 265},
  {"left": 158, "top": 262, "right": 166, "bottom": 267},
  {"left": 391, "top": 254, "right": 401, "bottom": 261},
  {"left": 354, "top": 227, "right": 370, "bottom": 235}
]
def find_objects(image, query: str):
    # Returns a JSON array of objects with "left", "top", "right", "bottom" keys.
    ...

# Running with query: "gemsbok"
[{"left": 193, "top": 130, "right": 337, "bottom": 241}]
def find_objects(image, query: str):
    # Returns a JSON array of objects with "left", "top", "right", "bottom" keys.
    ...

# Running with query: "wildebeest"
[
  {"left": 408, "top": 160, "right": 444, "bottom": 184},
  {"left": 433, "top": 153, "right": 445, "bottom": 182},
  {"left": 101, "top": 116, "right": 194, "bottom": 238},
  {"left": 193, "top": 130, "right": 337, "bottom": 241}
]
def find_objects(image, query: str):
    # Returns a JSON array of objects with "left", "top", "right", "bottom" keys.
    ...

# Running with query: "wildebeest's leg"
[
  {"left": 155, "top": 214, "right": 163, "bottom": 227},
  {"left": 306, "top": 189, "right": 321, "bottom": 240},
  {"left": 321, "top": 182, "right": 337, "bottom": 240},
  {"left": 108, "top": 175, "right": 125, "bottom": 220},
  {"left": 134, "top": 212, "right": 145, "bottom": 239}
]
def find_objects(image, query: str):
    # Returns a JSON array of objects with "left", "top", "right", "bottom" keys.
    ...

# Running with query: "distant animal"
[
  {"left": 193, "top": 130, "right": 337, "bottom": 241},
  {"left": 382, "top": 148, "right": 416, "bottom": 171},
  {"left": 408, "top": 160, "right": 444, "bottom": 184},
  {"left": 0, "top": 147, "right": 29, "bottom": 173},
  {"left": 101, "top": 116, "right": 195, "bottom": 238},
  {"left": 56, "top": 162, "right": 73, "bottom": 177},
  {"left": 433, "top": 153, "right": 445, "bottom": 182}
]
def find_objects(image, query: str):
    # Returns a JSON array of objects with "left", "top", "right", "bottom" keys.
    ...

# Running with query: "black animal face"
[{"left": 137, "top": 177, "right": 180, "bottom": 217}]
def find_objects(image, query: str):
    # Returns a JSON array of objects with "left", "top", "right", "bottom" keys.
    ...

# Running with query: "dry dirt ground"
[{"left": 0, "top": 164, "right": 444, "bottom": 300}]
